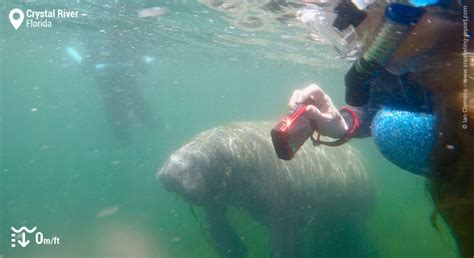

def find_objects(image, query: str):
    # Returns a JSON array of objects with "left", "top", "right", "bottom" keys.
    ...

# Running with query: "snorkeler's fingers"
[
  {"left": 306, "top": 105, "right": 331, "bottom": 122},
  {"left": 289, "top": 84, "right": 333, "bottom": 111},
  {"left": 289, "top": 89, "right": 302, "bottom": 108},
  {"left": 297, "top": 84, "right": 321, "bottom": 103},
  {"left": 298, "top": 84, "right": 330, "bottom": 109}
]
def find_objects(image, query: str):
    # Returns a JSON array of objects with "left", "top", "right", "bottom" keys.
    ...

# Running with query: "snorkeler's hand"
[{"left": 289, "top": 84, "right": 348, "bottom": 138}]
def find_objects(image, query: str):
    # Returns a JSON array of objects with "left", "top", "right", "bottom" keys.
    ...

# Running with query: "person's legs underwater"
[{"left": 95, "top": 72, "right": 134, "bottom": 145}]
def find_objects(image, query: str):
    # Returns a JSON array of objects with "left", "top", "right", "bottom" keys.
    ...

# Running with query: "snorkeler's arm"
[
  {"left": 289, "top": 84, "right": 379, "bottom": 139},
  {"left": 289, "top": 84, "right": 349, "bottom": 138}
]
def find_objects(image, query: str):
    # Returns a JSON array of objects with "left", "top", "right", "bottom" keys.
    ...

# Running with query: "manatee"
[{"left": 158, "top": 122, "right": 374, "bottom": 258}]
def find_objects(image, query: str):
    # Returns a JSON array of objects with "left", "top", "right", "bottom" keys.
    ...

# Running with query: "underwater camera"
[{"left": 271, "top": 105, "right": 316, "bottom": 160}]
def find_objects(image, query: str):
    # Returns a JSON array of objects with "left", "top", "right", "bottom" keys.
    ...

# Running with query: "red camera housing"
[{"left": 271, "top": 105, "right": 316, "bottom": 160}]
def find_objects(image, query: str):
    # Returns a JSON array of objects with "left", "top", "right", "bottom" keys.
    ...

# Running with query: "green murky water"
[{"left": 1, "top": 1, "right": 457, "bottom": 257}]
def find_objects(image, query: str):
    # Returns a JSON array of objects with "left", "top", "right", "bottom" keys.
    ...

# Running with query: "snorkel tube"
[{"left": 344, "top": 3, "right": 426, "bottom": 106}]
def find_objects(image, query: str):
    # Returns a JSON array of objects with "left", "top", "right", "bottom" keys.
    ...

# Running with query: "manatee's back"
[
  {"left": 206, "top": 122, "right": 374, "bottom": 219},
  {"left": 215, "top": 121, "right": 369, "bottom": 187}
]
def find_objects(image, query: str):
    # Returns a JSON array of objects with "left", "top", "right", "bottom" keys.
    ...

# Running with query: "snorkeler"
[
  {"left": 65, "top": 2, "right": 160, "bottom": 145},
  {"left": 274, "top": 0, "right": 473, "bottom": 257},
  {"left": 84, "top": 36, "right": 156, "bottom": 145},
  {"left": 67, "top": 31, "right": 157, "bottom": 145}
]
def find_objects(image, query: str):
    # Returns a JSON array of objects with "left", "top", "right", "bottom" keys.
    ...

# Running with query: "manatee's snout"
[{"left": 158, "top": 151, "right": 209, "bottom": 205}]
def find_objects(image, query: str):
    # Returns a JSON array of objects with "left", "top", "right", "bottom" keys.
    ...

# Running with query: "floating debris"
[
  {"left": 96, "top": 206, "right": 119, "bottom": 218},
  {"left": 138, "top": 7, "right": 167, "bottom": 18}
]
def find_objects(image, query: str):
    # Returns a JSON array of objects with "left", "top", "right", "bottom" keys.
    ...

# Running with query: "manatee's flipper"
[
  {"left": 269, "top": 215, "right": 299, "bottom": 258},
  {"left": 189, "top": 205, "right": 210, "bottom": 243},
  {"left": 204, "top": 206, "right": 247, "bottom": 258}
]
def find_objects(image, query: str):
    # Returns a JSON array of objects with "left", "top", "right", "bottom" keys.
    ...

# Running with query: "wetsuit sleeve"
[{"left": 340, "top": 106, "right": 378, "bottom": 138}]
